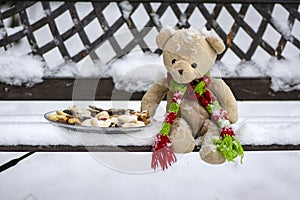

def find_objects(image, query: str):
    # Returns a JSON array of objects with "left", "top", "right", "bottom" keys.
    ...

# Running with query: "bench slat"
[
  {"left": 1, "top": 78, "right": 299, "bottom": 100},
  {"left": 1, "top": 144, "right": 300, "bottom": 152}
]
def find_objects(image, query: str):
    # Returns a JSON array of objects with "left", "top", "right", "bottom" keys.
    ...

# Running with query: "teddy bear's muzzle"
[
  {"left": 178, "top": 69, "right": 184, "bottom": 75},
  {"left": 170, "top": 60, "right": 197, "bottom": 83}
]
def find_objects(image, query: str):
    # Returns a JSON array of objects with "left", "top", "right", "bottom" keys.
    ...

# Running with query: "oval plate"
[{"left": 44, "top": 111, "right": 151, "bottom": 134}]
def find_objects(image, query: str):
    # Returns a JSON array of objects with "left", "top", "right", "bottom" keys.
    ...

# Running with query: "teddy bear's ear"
[
  {"left": 156, "top": 29, "right": 173, "bottom": 50},
  {"left": 205, "top": 35, "right": 226, "bottom": 54}
]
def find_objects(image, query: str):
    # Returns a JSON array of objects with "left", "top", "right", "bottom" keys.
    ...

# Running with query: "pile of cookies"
[{"left": 47, "top": 105, "right": 150, "bottom": 128}]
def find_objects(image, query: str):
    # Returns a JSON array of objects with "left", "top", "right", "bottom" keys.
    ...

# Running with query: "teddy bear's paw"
[
  {"left": 199, "top": 145, "right": 225, "bottom": 165},
  {"left": 170, "top": 118, "right": 195, "bottom": 153}
]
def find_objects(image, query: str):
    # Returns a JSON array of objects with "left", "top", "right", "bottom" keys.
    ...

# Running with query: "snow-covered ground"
[
  {"left": 1, "top": 97, "right": 299, "bottom": 198},
  {"left": 1, "top": 151, "right": 300, "bottom": 200}
]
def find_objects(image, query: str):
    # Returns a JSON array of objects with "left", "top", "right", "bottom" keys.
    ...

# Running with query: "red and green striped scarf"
[{"left": 151, "top": 72, "right": 244, "bottom": 170}]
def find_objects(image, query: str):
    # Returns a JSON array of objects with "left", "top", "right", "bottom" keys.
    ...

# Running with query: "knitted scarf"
[{"left": 151, "top": 72, "right": 244, "bottom": 170}]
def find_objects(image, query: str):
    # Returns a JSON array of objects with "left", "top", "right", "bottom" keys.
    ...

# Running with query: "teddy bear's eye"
[
  {"left": 191, "top": 63, "right": 197, "bottom": 68},
  {"left": 172, "top": 59, "right": 176, "bottom": 64}
]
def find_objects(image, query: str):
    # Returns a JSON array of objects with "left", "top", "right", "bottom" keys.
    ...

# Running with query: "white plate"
[{"left": 44, "top": 111, "right": 151, "bottom": 134}]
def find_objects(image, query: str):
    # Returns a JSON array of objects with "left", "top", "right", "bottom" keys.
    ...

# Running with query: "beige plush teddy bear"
[{"left": 141, "top": 27, "right": 240, "bottom": 166}]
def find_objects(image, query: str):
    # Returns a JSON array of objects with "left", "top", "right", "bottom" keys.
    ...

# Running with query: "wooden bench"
[{"left": 0, "top": 0, "right": 299, "bottom": 153}]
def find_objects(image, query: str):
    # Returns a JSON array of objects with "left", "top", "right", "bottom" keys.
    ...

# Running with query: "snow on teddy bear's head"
[{"left": 156, "top": 27, "right": 225, "bottom": 83}]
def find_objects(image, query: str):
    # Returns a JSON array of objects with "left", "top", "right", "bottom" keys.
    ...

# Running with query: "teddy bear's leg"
[
  {"left": 199, "top": 120, "right": 226, "bottom": 164},
  {"left": 169, "top": 118, "right": 195, "bottom": 153}
]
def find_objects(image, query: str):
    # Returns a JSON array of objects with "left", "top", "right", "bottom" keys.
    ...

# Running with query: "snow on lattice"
[
  {"left": 108, "top": 52, "right": 166, "bottom": 92},
  {"left": 0, "top": 2, "right": 298, "bottom": 92},
  {"left": 75, "top": 57, "right": 104, "bottom": 78},
  {"left": 0, "top": 50, "right": 44, "bottom": 87},
  {"left": 119, "top": 1, "right": 133, "bottom": 20},
  {"left": 266, "top": 57, "right": 300, "bottom": 92},
  {"left": 271, "top": 5, "right": 293, "bottom": 40},
  {"left": 150, "top": 13, "right": 162, "bottom": 29}
]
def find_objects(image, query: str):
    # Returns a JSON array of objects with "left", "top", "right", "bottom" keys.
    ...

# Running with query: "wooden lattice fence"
[{"left": 0, "top": 0, "right": 299, "bottom": 100}]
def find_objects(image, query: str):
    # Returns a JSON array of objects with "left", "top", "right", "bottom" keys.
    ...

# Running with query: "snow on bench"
[
  {"left": 0, "top": 1, "right": 299, "bottom": 152},
  {"left": 0, "top": 101, "right": 299, "bottom": 152}
]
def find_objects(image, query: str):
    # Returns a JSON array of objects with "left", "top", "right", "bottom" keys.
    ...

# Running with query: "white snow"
[
  {"left": 267, "top": 57, "right": 300, "bottom": 92},
  {"left": 108, "top": 52, "right": 167, "bottom": 92},
  {"left": 150, "top": 13, "right": 162, "bottom": 28},
  {"left": 211, "top": 55, "right": 300, "bottom": 92},
  {"left": 0, "top": 3, "right": 299, "bottom": 199},
  {"left": 0, "top": 49, "right": 45, "bottom": 87},
  {"left": 0, "top": 43, "right": 299, "bottom": 92},
  {"left": 271, "top": 18, "right": 293, "bottom": 41},
  {"left": 0, "top": 101, "right": 300, "bottom": 199},
  {"left": 0, "top": 101, "right": 300, "bottom": 147},
  {"left": 119, "top": 1, "right": 133, "bottom": 20},
  {"left": 0, "top": 2, "right": 299, "bottom": 92},
  {"left": 0, "top": 151, "right": 300, "bottom": 199}
]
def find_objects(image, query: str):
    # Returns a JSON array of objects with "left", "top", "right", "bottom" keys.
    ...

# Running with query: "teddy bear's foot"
[
  {"left": 199, "top": 120, "right": 225, "bottom": 165},
  {"left": 169, "top": 118, "right": 195, "bottom": 153}
]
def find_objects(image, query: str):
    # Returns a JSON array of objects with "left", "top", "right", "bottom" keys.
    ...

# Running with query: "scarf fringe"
[{"left": 151, "top": 134, "right": 177, "bottom": 170}]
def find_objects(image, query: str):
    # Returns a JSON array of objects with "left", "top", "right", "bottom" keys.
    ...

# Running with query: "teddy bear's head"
[{"left": 156, "top": 28, "right": 225, "bottom": 83}]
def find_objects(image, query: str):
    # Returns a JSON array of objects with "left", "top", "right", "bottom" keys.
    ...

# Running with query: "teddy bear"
[{"left": 141, "top": 27, "right": 240, "bottom": 167}]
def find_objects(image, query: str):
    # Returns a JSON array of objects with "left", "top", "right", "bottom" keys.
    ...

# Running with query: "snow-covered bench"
[{"left": 0, "top": 0, "right": 299, "bottom": 153}]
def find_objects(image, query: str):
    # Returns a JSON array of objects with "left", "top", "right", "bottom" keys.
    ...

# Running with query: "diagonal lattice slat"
[{"left": 0, "top": 1, "right": 299, "bottom": 69}]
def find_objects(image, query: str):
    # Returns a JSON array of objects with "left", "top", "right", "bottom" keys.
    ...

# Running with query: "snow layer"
[
  {"left": 213, "top": 56, "right": 300, "bottom": 92},
  {"left": 0, "top": 3, "right": 299, "bottom": 92},
  {"left": 119, "top": 1, "right": 133, "bottom": 20},
  {"left": 0, "top": 101, "right": 300, "bottom": 147},
  {"left": 0, "top": 49, "right": 45, "bottom": 87},
  {"left": 0, "top": 45, "right": 299, "bottom": 92},
  {"left": 0, "top": 151, "right": 300, "bottom": 199},
  {"left": 108, "top": 52, "right": 166, "bottom": 92}
]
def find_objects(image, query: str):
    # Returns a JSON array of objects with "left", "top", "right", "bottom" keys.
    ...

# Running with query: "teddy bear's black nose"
[{"left": 178, "top": 69, "right": 184, "bottom": 75}]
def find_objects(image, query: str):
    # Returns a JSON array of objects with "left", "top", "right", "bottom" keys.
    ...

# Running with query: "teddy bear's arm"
[
  {"left": 208, "top": 78, "right": 238, "bottom": 123},
  {"left": 141, "top": 80, "right": 169, "bottom": 117}
]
